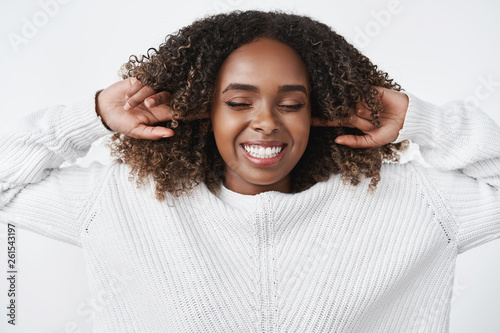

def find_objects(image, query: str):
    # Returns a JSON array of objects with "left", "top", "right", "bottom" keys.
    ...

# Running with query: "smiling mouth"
[{"left": 241, "top": 143, "right": 287, "bottom": 159}]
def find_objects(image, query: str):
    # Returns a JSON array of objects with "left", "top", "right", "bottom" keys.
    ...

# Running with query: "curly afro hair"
[{"left": 109, "top": 10, "right": 407, "bottom": 200}]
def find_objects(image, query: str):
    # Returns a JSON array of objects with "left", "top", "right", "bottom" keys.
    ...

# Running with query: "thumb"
[
  {"left": 128, "top": 124, "right": 175, "bottom": 140},
  {"left": 335, "top": 134, "right": 377, "bottom": 148}
]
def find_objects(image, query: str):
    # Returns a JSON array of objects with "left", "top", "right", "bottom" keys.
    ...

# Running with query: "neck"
[{"left": 223, "top": 171, "right": 291, "bottom": 195}]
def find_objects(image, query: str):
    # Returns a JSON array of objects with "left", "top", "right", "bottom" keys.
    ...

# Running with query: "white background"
[{"left": 1, "top": 0, "right": 499, "bottom": 332}]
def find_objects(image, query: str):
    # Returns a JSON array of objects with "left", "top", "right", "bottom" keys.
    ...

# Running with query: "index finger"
[
  {"left": 125, "top": 78, "right": 146, "bottom": 99},
  {"left": 145, "top": 91, "right": 172, "bottom": 108},
  {"left": 125, "top": 85, "right": 158, "bottom": 110}
]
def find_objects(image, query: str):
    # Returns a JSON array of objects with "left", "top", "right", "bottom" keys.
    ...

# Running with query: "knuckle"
[
  {"left": 159, "top": 91, "right": 169, "bottom": 101},
  {"left": 135, "top": 113, "right": 150, "bottom": 124},
  {"left": 133, "top": 78, "right": 143, "bottom": 87},
  {"left": 161, "top": 91, "right": 171, "bottom": 103},
  {"left": 127, "top": 96, "right": 140, "bottom": 106},
  {"left": 151, "top": 94, "right": 161, "bottom": 103}
]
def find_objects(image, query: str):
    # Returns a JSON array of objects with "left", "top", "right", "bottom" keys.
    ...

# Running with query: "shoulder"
[
  {"left": 101, "top": 161, "right": 209, "bottom": 203},
  {"left": 102, "top": 161, "right": 145, "bottom": 193},
  {"left": 379, "top": 160, "right": 462, "bottom": 190},
  {"left": 377, "top": 160, "right": 472, "bottom": 223}
]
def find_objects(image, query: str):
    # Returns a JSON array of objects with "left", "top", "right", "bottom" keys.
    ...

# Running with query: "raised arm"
[
  {"left": 393, "top": 93, "right": 500, "bottom": 253},
  {"left": 326, "top": 87, "right": 500, "bottom": 188},
  {"left": 0, "top": 78, "right": 175, "bottom": 246},
  {"left": 0, "top": 90, "right": 114, "bottom": 245},
  {"left": 323, "top": 87, "right": 500, "bottom": 253},
  {"left": 395, "top": 93, "right": 500, "bottom": 188}
]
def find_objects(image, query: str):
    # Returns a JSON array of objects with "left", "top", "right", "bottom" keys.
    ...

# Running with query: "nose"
[{"left": 251, "top": 106, "right": 281, "bottom": 135}]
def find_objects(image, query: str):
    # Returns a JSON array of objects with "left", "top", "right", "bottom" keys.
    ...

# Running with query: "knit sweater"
[{"left": 0, "top": 92, "right": 499, "bottom": 333}]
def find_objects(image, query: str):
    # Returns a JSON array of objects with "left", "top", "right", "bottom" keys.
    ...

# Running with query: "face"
[{"left": 211, "top": 38, "right": 311, "bottom": 195}]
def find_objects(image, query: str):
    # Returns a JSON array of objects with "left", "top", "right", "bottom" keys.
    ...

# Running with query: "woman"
[{"left": 1, "top": 10, "right": 499, "bottom": 332}]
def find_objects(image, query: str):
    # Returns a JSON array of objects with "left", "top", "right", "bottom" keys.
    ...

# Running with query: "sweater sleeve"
[
  {"left": 394, "top": 93, "right": 500, "bottom": 253},
  {"left": 0, "top": 92, "right": 114, "bottom": 247}
]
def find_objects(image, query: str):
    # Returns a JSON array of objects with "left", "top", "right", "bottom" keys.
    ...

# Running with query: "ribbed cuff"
[
  {"left": 393, "top": 92, "right": 444, "bottom": 148},
  {"left": 58, "top": 91, "right": 115, "bottom": 152}
]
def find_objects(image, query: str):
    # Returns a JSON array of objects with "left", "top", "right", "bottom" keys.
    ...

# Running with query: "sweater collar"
[
  {"left": 212, "top": 175, "right": 339, "bottom": 212},
  {"left": 216, "top": 183, "right": 294, "bottom": 212},
  {"left": 217, "top": 183, "right": 264, "bottom": 209}
]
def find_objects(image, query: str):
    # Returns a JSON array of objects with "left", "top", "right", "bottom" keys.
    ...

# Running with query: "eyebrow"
[
  {"left": 222, "top": 83, "right": 258, "bottom": 94},
  {"left": 222, "top": 83, "right": 308, "bottom": 95}
]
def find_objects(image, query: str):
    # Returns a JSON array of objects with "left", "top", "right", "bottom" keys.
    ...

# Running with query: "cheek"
[
  {"left": 296, "top": 126, "right": 310, "bottom": 153},
  {"left": 212, "top": 113, "right": 246, "bottom": 154},
  {"left": 288, "top": 116, "right": 311, "bottom": 152}
]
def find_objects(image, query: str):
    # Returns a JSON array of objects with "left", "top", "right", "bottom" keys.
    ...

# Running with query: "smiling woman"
[
  {"left": 1, "top": 9, "right": 499, "bottom": 333},
  {"left": 109, "top": 11, "right": 406, "bottom": 200},
  {"left": 211, "top": 38, "right": 311, "bottom": 195}
]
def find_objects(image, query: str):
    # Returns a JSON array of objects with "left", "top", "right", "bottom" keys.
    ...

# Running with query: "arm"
[
  {"left": 317, "top": 87, "right": 499, "bottom": 253},
  {"left": 325, "top": 86, "right": 500, "bottom": 189},
  {"left": 395, "top": 93, "right": 500, "bottom": 188},
  {"left": 394, "top": 93, "right": 500, "bottom": 253},
  {"left": 0, "top": 92, "right": 114, "bottom": 246},
  {"left": 0, "top": 78, "right": 175, "bottom": 246}
]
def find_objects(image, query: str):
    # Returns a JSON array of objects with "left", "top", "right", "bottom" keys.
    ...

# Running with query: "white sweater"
[{"left": 0, "top": 92, "right": 499, "bottom": 333}]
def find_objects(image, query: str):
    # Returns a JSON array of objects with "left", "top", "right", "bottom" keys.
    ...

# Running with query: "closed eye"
[
  {"left": 224, "top": 101, "right": 251, "bottom": 107},
  {"left": 224, "top": 101, "right": 305, "bottom": 110},
  {"left": 280, "top": 104, "right": 305, "bottom": 110}
]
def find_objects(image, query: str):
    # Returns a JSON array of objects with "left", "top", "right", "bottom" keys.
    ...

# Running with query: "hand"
[
  {"left": 311, "top": 87, "right": 409, "bottom": 148},
  {"left": 96, "top": 77, "right": 175, "bottom": 140}
]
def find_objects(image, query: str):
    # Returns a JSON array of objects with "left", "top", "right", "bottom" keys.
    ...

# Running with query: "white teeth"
[{"left": 243, "top": 144, "right": 284, "bottom": 159}]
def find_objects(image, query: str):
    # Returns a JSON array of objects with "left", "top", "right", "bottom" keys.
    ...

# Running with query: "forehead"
[{"left": 216, "top": 38, "right": 309, "bottom": 90}]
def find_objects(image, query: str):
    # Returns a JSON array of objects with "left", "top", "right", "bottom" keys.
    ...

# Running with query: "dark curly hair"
[{"left": 109, "top": 10, "right": 407, "bottom": 200}]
